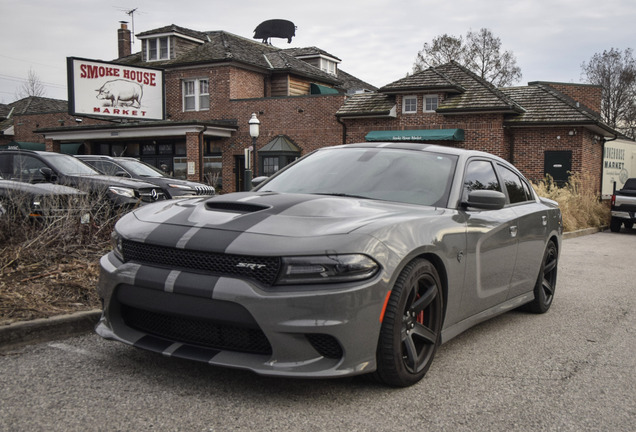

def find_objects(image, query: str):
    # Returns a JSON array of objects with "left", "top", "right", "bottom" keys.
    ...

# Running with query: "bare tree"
[
  {"left": 581, "top": 48, "right": 636, "bottom": 138},
  {"left": 412, "top": 34, "right": 465, "bottom": 73},
  {"left": 15, "top": 68, "right": 46, "bottom": 99},
  {"left": 412, "top": 28, "right": 522, "bottom": 87},
  {"left": 464, "top": 29, "right": 521, "bottom": 87}
]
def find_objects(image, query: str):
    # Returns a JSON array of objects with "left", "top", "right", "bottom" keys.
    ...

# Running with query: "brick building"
[
  {"left": 337, "top": 61, "right": 618, "bottom": 192},
  {"left": 1, "top": 23, "right": 620, "bottom": 194}
]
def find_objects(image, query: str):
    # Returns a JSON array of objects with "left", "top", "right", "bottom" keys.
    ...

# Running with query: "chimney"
[{"left": 118, "top": 21, "right": 131, "bottom": 58}]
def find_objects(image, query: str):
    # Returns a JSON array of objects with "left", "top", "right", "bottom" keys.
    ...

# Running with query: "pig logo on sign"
[{"left": 96, "top": 80, "right": 143, "bottom": 108}]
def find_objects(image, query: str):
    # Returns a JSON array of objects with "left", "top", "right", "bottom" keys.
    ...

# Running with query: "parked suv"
[
  {"left": 0, "top": 150, "right": 167, "bottom": 208},
  {"left": 76, "top": 155, "right": 215, "bottom": 198},
  {"left": 0, "top": 178, "right": 88, "bottom": 222}
]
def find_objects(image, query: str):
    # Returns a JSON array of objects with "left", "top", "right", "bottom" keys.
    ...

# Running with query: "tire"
[
  {"left": 624, "top": 221, "right": 634, "bottom": 231},
  {"left": 610, "top": 217, "right": 622, "bottom": 233},
  {"left": 524, "top": 240, "right": 558, "bottom": 314},
  {"left": 375, "top": 258, "right": 443, "bottom": 387}
]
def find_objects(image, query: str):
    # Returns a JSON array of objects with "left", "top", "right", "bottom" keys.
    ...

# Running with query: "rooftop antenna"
[
  {"left": 115, "top": 6, "right": 141, "bottom": 45},
  {"left": 125, "top": 8, "right": 138, "bottom": 46}
]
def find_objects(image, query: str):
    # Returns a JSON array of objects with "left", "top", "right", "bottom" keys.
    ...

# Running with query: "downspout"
[
  {"left": 336, "top": 116, "right": 347, "bottom": 145},
  {"left": 198, "top": 125, "right": 207, "bottom": 183}
]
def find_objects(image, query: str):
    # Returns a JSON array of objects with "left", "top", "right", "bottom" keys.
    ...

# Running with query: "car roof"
[{"left": 330, "top": 142, "right": 508, "bottom": 162}]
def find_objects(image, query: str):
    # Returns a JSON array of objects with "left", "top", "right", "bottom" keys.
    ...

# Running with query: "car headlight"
[
  {"left": 276, "top": 254, "right": 379, "bottom": 285},
  {"left": 111, "top": 231, "right": 124, "bottom": 261},
  {"left": 108, "top": 186, "right": 136, "bottom": 198},
  {"left": 168, "top": 183, "right": 194, "bottom": 190}
]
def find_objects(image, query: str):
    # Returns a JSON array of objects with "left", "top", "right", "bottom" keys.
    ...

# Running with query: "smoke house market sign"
[{"left": 67, "top": 57, "right": 165, "bottom": 120}]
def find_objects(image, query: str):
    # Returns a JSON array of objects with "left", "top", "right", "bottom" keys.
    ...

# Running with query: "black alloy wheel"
[
  {"left": 375, "top": 258, "right": 443, "bottom": 387},
  {"left": 524, "top": 240, "right": 558, "bottom": 314}
]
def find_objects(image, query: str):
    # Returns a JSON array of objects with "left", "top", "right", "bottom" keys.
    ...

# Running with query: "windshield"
[
  {"left": 119, "top": 160, "right": 166, "bottom": 178},
  {"left": 46, "top": 154, "right": 100, "bottom": 176},
  {"left": 257, "top": 147, "right": 457, "bottom": 207}
]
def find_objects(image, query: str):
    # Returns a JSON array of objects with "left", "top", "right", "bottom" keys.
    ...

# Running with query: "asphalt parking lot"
[{"left": 0, "top": 230, "right": 634, "bottom": 431}]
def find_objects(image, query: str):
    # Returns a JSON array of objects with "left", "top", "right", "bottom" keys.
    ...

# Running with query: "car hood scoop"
[
  {"left": 204, "top": 201, "right": 270, "bottom": 214},
  {"left": 132, "top": 192, "right": 429, "bottom": 237}
]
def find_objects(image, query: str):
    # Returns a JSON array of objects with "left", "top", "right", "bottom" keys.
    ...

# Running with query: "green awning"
[
  {"left": 1, "top": 142, "right": 83, "bottom": 154},
  {"left": 310, "top": 83, "right": 340, "bottom": 95},
  {"left": 365, "top": 129, "right": 465, "bottom": 142},
  {"left": 4, "top": 141, "right": 45, "bottom": 151},
  {"left": 60, "top": 143, "right": 83, "bottom": 155}
]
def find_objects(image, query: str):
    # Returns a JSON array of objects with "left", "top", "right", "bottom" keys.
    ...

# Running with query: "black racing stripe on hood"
[
  {"left": 142, "top": 223, "right": 199, "bottom": 248},
  {"left": 178, "top": 194, "right": 325, "bottom": 252}
]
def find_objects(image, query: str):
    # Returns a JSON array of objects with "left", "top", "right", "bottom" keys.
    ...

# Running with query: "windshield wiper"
[{"left": 313, "top": 192, "right": 370, "bottom": 200}]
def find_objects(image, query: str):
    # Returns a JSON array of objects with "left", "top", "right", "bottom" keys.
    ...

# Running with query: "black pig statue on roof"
[{"left": 254, "top": 19, "right": 296, "bottom": 44}]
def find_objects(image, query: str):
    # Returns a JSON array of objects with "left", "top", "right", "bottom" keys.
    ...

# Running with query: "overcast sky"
[{"left": 1, "top": 0, "right": 635, "bottom": 104}]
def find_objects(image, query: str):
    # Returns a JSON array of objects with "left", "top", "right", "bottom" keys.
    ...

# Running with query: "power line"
[{"left": 0, "top": 73, "right": 66, "bottom": 89}]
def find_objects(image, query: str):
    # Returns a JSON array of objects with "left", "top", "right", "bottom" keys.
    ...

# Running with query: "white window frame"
[
  {"left": 403, "top": 95, "right": 417, "bottom": 114},
  {"left": 146, "top": 37, "right": 170, "bottom": 61},
  {"left": 320, "top": 58, "right": 337, "bottom": 75},
  {"left": 424, "top": 94, "right": 439, "bottom": 112},
  {"left": 183, "top": 78, "right": 210, "bottom": 112}
]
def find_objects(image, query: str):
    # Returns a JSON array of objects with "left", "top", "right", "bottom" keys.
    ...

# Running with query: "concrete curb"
[
  {"left": 0, "top": 227, "right": 607, "bottom": 352},
  {"left": 562, "top": 226, "right": 606, "bottom": 239},
  {"left": 0, "top": 309, "right": 101, "bottom": 352}
]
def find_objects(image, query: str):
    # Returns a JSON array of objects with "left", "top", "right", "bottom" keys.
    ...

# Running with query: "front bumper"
[{"left": 96, "top": 252, "right": 389, "bottom": 378}]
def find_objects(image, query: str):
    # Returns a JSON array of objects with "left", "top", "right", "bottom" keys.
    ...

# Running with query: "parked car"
[
  {"left": 96, "top": 143, "right": 562, "bottom": 387},
  {"left": 0, "top": 178, "right": 88, "bottom": 222},
  {"left": 610, "top": 178, "right": 636, "bottom": 232},
  {"left": 75, "top": 155, "right": 215, "bottom": 198},
  {"left": 0, "top": 150, "right": 167, "bottom": 208}
]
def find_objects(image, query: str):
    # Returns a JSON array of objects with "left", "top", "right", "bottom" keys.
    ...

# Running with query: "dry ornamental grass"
[{"left": 0, "top": 192, "right": 117, "bottom": 325}]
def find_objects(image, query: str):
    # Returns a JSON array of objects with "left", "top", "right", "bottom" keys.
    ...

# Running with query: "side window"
[
  {"left": 99, "top": 161, "right": 125, "bottom": 176},
  {"left": 0, "top": 154, "right": 11, "bottom": 179},
  {"left": 498, "top": 164, "right": 531, "bottom": 204},
  {"left": 463, "top": 160, "right": 501, "bottom": 198},
  {"left": 14, "top": 155, "right": 48, "bottom": 182}
]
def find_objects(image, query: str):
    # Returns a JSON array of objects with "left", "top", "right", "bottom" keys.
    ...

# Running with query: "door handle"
[{"left": 510, "top": 226, "right": 518, "bottom": 238}]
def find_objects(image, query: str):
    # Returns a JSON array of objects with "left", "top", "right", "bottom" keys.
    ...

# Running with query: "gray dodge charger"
[{"left": 96, "top": 143, "right": 562, "bottom": 387}]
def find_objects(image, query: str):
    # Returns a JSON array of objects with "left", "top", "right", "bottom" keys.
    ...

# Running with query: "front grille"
[
  {"left": 138, "top": 188, "right": 167, "bottom": 202},
  {"left": 306, "top": 334, "right": 343, "bottom": 359},
  {"left": 122, "top": 240, "right": 281, "bottom": 286},
  {"left": 195, "top": 185, "right": 215, "bottom": 195},
  {"left": 121, "top": 305, "right": 272, "bottom": 355}
]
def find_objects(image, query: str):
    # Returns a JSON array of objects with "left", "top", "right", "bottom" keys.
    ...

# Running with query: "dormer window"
[
  {"left": 147, "top": 37, "right": 170, "bottom": 61},
  {"left": 320, "top": 58, "right": 337, "bottom": 75}
]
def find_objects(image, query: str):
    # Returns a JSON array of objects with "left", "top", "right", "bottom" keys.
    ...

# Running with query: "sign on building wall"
[
  {"left": 67, "top": 57, "right": 165, "bottom": 120},
  {"left": 602, "top": 139, "right": 636, "bottom": 198}
]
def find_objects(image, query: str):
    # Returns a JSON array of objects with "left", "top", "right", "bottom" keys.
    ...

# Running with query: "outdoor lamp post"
[{"left": 249, "top": 112, "right": 260, "bottom": 178}]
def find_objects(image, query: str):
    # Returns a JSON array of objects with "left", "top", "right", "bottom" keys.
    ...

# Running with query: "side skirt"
[{"left": 440, "top": 292, "right": 534, "bottom": 344}]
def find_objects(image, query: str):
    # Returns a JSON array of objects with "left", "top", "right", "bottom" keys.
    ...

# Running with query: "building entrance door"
[{"left": 544, "top": 151, "right": 572, "bottom": 186}]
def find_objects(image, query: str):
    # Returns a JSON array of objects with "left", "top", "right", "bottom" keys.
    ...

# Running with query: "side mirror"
[
  {"left": 39, "top": 167, "right": 58, "bottom": 182},
  {"left": 462, "top": 190, "right": 506, "bottom": 210},
  {"left": 114, "top": 170, "right": 130, "bottom": 178},
  {"left": 251, "top": 176, "right": 268, "bottom": 188}
]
